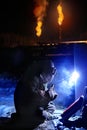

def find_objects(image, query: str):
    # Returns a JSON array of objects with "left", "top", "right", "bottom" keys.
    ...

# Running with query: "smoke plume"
[{"left": 33, "top": 0, "right": 48, "bottom": 21}]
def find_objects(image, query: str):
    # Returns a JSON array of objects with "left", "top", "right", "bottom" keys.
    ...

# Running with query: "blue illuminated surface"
[
  {"left": 0, "top": 57, "right": 75, "bottom": 117},
  {"left": 0, "top": 74, "right": 17, "bottom": 117},
  {"left": 0, "top": 44, "right": 87, "bottom": 119}
]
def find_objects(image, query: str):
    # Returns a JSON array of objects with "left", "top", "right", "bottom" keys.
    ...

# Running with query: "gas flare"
[
  {"left": 36, "top": 20, "right": 42, "bottom": 37},
  {"left": 57, "top": 3, "right": 64, "bottom": 26},
  {"left": 33, "top": 0, "right": 48, "bottom": 37}
]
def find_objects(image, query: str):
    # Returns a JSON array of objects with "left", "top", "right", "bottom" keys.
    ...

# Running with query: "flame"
[
  {"left": 57, "top": 3, "right": 64, "bottom": 26},
  {"left": 33, "top": 0, "right": 48, "bottom": 37},
  {"left": 36, "top": 20, "right": 42, "bottom": 37}
]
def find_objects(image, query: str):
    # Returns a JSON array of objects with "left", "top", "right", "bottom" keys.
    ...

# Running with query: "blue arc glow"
[{"left": 69, "top": 71, "right": 80, "bottom": 86}]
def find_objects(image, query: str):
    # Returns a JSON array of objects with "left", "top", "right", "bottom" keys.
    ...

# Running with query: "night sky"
[{"left": 0, "top": 0, "right": 87, "bottom": 42}]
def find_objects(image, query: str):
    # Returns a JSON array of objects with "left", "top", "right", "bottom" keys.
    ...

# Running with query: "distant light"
[{"left": 61, "top": 40, "right": 87, "bottom": 44}]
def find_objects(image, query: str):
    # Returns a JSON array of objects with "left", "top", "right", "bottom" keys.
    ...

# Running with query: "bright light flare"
[
  {"left": 57, "top": 3, "right": 64, "bottom": 26},
  {"left": 69, "top": 71, "right": 80, "bottom": 86},
  {"left": 71, "top": 71, "right": 80, "bottom": 82}
]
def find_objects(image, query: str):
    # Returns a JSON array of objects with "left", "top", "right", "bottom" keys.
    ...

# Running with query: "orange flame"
[
  {"left": 57, "top": 3, "right": 64, "bottom": 26},
  {"left": 36, "top": 20, "right": 42, "bottom": 37},
  {"left": 33, "top": 0, "right": 48, "bottom": 37}
]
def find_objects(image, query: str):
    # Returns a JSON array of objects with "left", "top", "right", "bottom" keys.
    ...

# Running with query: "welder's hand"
[{"left": 47, "top": 102, "right": 56, "bottom": 113}]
